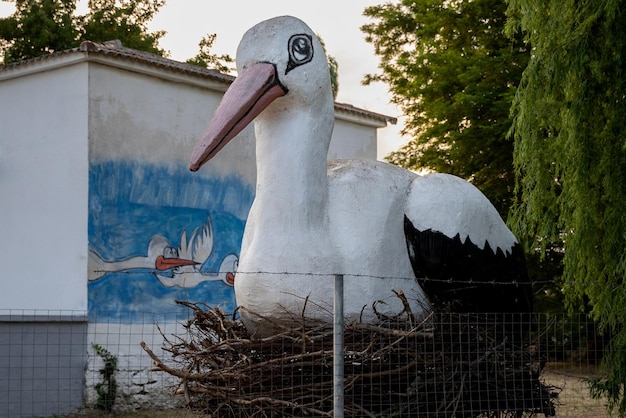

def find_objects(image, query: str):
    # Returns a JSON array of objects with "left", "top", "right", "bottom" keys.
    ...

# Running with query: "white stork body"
[{"left": 189, "top": 16, "right": 531, "bottom": 336}]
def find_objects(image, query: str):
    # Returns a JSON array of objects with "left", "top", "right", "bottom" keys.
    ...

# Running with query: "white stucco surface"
[
  {"left": 186, "top": 16, "right": 427, "bottom": 336},
  {"left": 87, "top": 64, "right": 257, "bottom": 184},
  {"left": 329, "top": 118, "right": 377, "bottom": 160},
  {"left": 0, "top": 62, "right": 89, "bottom": 311}
]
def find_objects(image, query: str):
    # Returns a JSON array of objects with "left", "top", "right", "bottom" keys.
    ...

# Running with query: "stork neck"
[{"left": 253, "top": 105, "right": 333, "bottom": 227}]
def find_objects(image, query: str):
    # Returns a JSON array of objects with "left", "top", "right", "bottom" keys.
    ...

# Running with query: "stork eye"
[
  {"left": 164, "top": 247, "right": 178, "bottom": 258},
  {"left": 286, "top": 34, "right": 313, "bottom": 74}
]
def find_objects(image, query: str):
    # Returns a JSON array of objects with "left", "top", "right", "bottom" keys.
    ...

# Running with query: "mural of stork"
[
  {"left": 89, "top": 217, "right": 236, "bottom": 288},
  {"left": 189, "top": 16, "right": 532, "bottom": 336}
]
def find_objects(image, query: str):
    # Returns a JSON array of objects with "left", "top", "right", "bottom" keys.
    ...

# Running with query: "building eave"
[
  {"left": 1, "top": 40, "right": 397, "bottom": 126},
  {"left": 334, "top": 102, "right": 397, "bottom": 128}
]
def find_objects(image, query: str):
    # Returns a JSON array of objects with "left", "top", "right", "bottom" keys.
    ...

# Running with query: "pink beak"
[
  {"left": 189, "top": 62, "right": 288, "bottom": 171},
  {"left": 225, "top": 272, "right": 235, "bottom": 286},
  {"left": 155, "top": 256, "right": 199, "bottom": 271}
]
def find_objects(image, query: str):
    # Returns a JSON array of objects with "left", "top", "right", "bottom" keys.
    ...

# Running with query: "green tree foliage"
[
  {"left": 0, "top": 0, "right": 78, "bottom": 63},
  {"left": 80, "top": 0, "right": 165, "bottom": 55},
  {"left": 327, "top": 50, "right": 339, "bottom": 100},
  {"left": 362, "top": 0, "right": 529, "bottom": 216},
  {"left": 506, "top": 0, "right": 626, "bottom": 414},
  {"left": 0, "top": 0, "right": 166, "bottom": 64},
  {"left": 186, "top": 33, "right": 234, "bottom": 74},
  {"left": 318, "top": 36, "right": 339, "bottom": 100}
]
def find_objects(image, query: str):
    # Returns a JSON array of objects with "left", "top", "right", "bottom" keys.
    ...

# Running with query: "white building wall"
[
  {"left": 0, "top": 52, "right": 391, "bottom": 415},
  {"left": 0, "top": 62, "right": 89, "bottom": 311},
  {"left": 330, "top": 118, "right": 377, "bottom": 160},
  {"left": 86, "top": 63, "right": 377, "bottom": 178},
  {"left": 87, "top": 64, "right": 257, "bottom": 183}
]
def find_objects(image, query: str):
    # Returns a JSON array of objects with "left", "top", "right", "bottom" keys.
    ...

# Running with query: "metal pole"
[{"left": 333, "top": 274, "right": 344, "bottom": 418}]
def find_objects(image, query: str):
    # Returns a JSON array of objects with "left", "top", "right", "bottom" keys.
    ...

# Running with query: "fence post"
[{"left": 333, "top": 274, "right": 344, "bottom": 417}]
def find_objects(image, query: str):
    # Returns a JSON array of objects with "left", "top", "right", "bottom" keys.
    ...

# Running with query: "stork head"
[{"left": 189, "top": 16, "right": 333, "bottom": 171}]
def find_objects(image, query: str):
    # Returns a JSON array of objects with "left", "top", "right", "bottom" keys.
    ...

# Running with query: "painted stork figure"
[
  {"left": 189, "top": 16, "right": 532, "bottom": 336},
  {"left": 88, "top": 236, "right": 198, "bottom": 282}
]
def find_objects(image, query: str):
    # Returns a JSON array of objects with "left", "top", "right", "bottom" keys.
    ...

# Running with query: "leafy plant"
[{"left": 92, "top": 343, "right": 118, "bottom": 412}]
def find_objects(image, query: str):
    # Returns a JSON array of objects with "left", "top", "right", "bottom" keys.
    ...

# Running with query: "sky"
[{"left": 0, "top": 0, "right": 408, "bottom": 159}]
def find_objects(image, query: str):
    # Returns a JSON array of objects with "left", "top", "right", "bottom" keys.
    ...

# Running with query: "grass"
[
  {"left": 61, "top": 410, "right": 208, "bottom": 417},
  {"left": 61, "top": 363, "right": 613, "bottom": 417},
  {"left": 542, "top": 362, "right": 615, "bottom": 417}
]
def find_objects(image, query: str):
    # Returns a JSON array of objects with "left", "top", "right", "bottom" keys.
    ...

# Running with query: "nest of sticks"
[{"left": 141, "top": 293, "right": 558, "bottom": 417}]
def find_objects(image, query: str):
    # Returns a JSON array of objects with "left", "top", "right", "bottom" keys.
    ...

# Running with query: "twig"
[
  {"left": 349, "top": 322, "right": 433, "bottom": 338},
  {"left": 140, "top": 298, "right": 558, "bottom": 417}
]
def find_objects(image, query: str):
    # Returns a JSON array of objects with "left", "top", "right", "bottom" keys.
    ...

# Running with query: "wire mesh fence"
[
  {"left": 143, "top": 303, "right": 612, "bottom": 417},
  {"left": 0, "top": 311, "right": 87, "bottom": 418},
  {"left": 0, "top": 307, "right": 615, "bottom": 417}
]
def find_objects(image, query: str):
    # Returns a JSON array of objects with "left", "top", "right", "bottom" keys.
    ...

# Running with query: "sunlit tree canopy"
[
  {"left": 507, "top": 0, "right": 626, "bottom": 414},
  {"left": 362, "top": 0, "right": 529, "bottom": 216}
]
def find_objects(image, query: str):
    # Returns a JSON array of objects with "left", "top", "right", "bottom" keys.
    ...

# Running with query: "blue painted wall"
[{"left": 88, "top": 161, "right": 254, "bottom": 321}]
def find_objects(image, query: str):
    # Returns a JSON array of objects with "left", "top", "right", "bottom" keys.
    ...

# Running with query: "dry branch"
[{"left": 141, "top": 296, "right": 558, "bottom": 417}]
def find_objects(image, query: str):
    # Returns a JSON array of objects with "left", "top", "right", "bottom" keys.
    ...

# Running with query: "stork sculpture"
[{"left": 189, "top": 16, "right": 532, "bottom": 336}]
